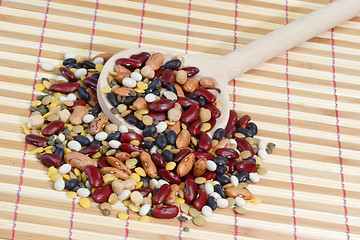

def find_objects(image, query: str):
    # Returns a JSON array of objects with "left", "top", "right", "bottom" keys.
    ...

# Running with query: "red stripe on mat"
[
  {"left": 138, "top": 0, "right": 147, "bottom": 48},
  {"left": 185, "top": 0, "right": 192, "bottom": 54},
  {"left": 11, "top": 0, "right": 52, "bottom": 239},
  {"left": 88, "top": 0, "right": 99, "bottom": 58}
]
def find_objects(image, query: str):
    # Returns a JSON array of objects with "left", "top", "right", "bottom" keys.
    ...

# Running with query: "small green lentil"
[
  {"left": 268, "top": 142, "right": 276, "bottom": 149},
  {"left": 102, "top": 208, "right": 111, "bottom": 216},
  {"left": 183, "top": 227, "right": 190, "bottom": 232}
]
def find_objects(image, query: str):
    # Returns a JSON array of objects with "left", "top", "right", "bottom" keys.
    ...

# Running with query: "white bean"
[
  {"left": 41, "top": 61, "right": 54, "bottom": 71},
  {"left": 122, "top": 77, "right": 137, "bottom": 88},
  {"left": 144, "top": 93, "right": 156, "bottom": 103},
  {"left": 64, "top": 52, "right": 78, "bottom": 60},
  {"left": 109, "top": 140, "right": 121, "bottom": 149},
  {"left": 235, "top": 197, "right": 245, "bottom": 207},
  {"left": 54, "top": 179, "right": 65, "bottom": 191},
  {"left": 216, "top": 198, "right": 229, "bottom": 208},
  {"left": 74, "top": 68, "right": 87, "bottom": 79},
  {"left": 118, "top": 189, "right": 131, "bottom": 201},
  {"left": 95, "top": 131, "right": 108, "bottom": 141},
  {"left": 59, "top": 164, "right": 72, "bottom": 174},
  {"left": 119, "top": 125, "right": 129, "bottom": 133},
  {"left": 67, "top": 93, "right": 77, "bottom": 101},
  {"left": 230, "top": 175, "right": 239, "bottom": 187},
  {"left": 156, "top": 121, "right": 167, "bottom": 133},
  {"left": 206, "top": 160, "right": 217, "bottom": 171},
  {"left": 139, "top": 204, "right": 151, "bottom": 216},
  {"left": 204, "top": 182, "right": 214, "bottom": 195},
  {"left": 77, "top": 188, "right": 90, "bottom": 198},
  {"left": 201, "top": 205, "right": 213, "bottom": 217},
  {"left": 68, "top": 140, "right": 81, "bottom": 151},
  {"left": 257, "top": 148, "right": 268, "bottom": 160},
  {"left": 131, "top": 72, "right": 142, "bottom": 82},
  {"left": 93, "top": 57, "right": 104, "bottom": 64},
  {"left": 249, "top": 172, "right": 260, "bottom": 183},
  {"left": 83, "top": 114, "right": 95, "bottom": 123}
]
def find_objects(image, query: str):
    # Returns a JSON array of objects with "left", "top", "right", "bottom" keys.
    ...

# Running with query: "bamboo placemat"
[{"left": 0, "top": 0, "right": 359, "bottom": 239}]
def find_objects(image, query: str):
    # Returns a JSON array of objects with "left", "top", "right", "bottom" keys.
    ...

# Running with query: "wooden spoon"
[{"left": 97, "top": 0, "right": 360, "bottom": 135}]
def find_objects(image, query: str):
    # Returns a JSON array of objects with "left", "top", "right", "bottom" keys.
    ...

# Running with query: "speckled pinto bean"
[
  {"left": 188, "top": 120, "right": 202, "bottom": 135},
  {"left": 225, "top": 187, "right": 252, "bottom": 200},
  {"left": 87, "top": 116, "right": 108, "bottom": 135},
  {"left": 193, "top": 151, "right": 214, "bottom": 160},
  {"left": 152, "top": 184, "right": 171, "bottom": 205},
  {"left": 42, "top": 120, "right": 65, "bottom": 136},
  {"left": 176, "top": 129, "right": 191, "bottom": 150},
  {"left": 107, "top": 156, "right": 132, "bottom": 175},
  {"left": 199, "top": 77, "right": 217, "bottom": 88},
  {"left": 130, "top": 52, "right": 150, "bottom": 64},
  {"left": 194, "top": 88, "right": 216, "bottom": 103},
  {"left": 151, "top": 153, "right": 166, "bottom": 167},
  {"left": 97, "top": 155, "right": 110, "bottom": 168},
  {"left": 140, "top": 152, "right": 158, "bottom": 178},
  {"left": 152, "top": 205, "right": 179, "bottom": 219},
  {"left": 198, "top": 132, "right": 212, "bottom": 152},
  {"left": 161, "top": 69, "right": 176, "bottom": 84},
  {"left": 84, "top": 165, "right": 103, "bottom": 188},
  {"left": 184, "top": 177, "right": 197, "bottom": 204},
  {"left": 173, "top": 148, "right": 191, "bottom": 163},
  {"left": 40, "top": 153, "right": 62, "bottom": 167},
  {"left": 114, "top": 152, "right": 131, "bottom": 162},
  {"left": 177, "top": 97, "right": 199, "bottom": 108},
  {"left": 50, "top": 82, "right": 80, "bottom": 93},
  {"left": 237, "top": 114, "right": 251, "bottom": 128},
  {"left": 214, "top": 138, "right": 231, "bottom": 151},
  {"left": 59, "top": 67, "right": 77, "bottom": 82},
  {"left": 148, "top": 99, "right": 175, "bottom": 112},
  {"left": 228, "top": 110, "right": 238, "bottom": 126},
  {"left": 132, "top": 187, "right": 152, "bottom": 197},
  {"left": 216, "top": 148, "right": 240, "bottom": 159},
  {"left": 203, "top": 103, "right": 221, "bottom": 119},
  {"left": 158, "top": 169, "right": 181, "bottom": 184},
  {"left": 92, "top": 184, "right": 113, "bottom": 203},
  {"left": 120, "top": 143, "right": 146, "bottom": 153},
  {"left": 180, "top": 104, "right": 200, "bottom": 124},
  {"left": 236, "top": 138, "right": 254, "bottom": 157},
  {"left": 25, "top": 134, "right": 48, "bottom": 147},
  {"left": 120, "top": 132, "right": 143, "bottom": 143},
  {"left": 193, "top": 188, "right": 207, "bottom": 211},
  {"left": 176, "top": 153, "right": 195, "bottom": 177},
  {"left": 79, "top": 145, "right": 100, "bottom": 156},
  {"left": 165, "top": 184, "right": 180, "bottom": 204},
  {"left": 64, "top": 152, "right": 97, "bottom": 171},
  {"left": 115, "top": 58, "right": 142, "bottom": 68},
  {"left": 100, "top": 167, "right": 130, "bottom": 180},
  {"left": 193, "top": 157, "right": 207, "bottom": 177},
  {"left": 146, "top": 52, "right": 165, "bottom": 71}
]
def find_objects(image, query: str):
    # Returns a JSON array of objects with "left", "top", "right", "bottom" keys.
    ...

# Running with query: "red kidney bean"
[
  {"left": 184, "top": 173, "right": 195, "bottom": 181},
  {"left": 120, "top": 143, "right": 145, "bottom": 153},
  {"left": 83, "top": 77, "right": 98, "bottom": 91},
  {"left": 188, "top": 120, "right": 202, "bottom": 135},
  {"left": 148, "top": 99, "right": 175, "bottom": 112},
  {"left": 173, "top": 148, "right": 191, "bottom": 163},
  {"left": 147, "top": 112, "right": 167, "bottom": 121},
  {"left": 151, "top": 153, "right": 166, "bottom": 168},
  {"left": 97, "top": 155, "right": 110, "bottom": 168},
  {"left": 194, "top": 88, "right": 216, "bottom": 103},
  {"left": 67, "top": 99, "right": 86, "bottom": 112},
  {"left": 59, "top": 67, "right": 77, "bottom": 82},
  {"left": 25, "top": 134, "right": 48, "bottom": 147},
  {"left": 40, "top": 153, "right": 62, "bottom": 167},
  {"left": 131, "top": 187, "right": 152, "bottom": 197},
  {"left": 79, "top": 145, "right": 100, "bottom": 156},
  {"left": 160, "top": 69, "right": 175, "bottom": 84},
  {"left": 158, "top": 169, "right": 181, "bottom": 185},
  {"left": 204, "top": 87, "right": 221, "bottom": 94},
  {"left": 193, "top": 188, "right": 207, "bottom": 211},
  {"left": 228, "top": 110, "right": 238, "bottom": 125},
  {"left": 236, "top": 138, "right": 254, "bottom": 157},
  {"left": 235, "top": 159, "right": 257, "bottom": 173},
  {"left": 228, "top": 159, "right": 235, "bottom": 174},
  {"left": 120, "top": 132, "right": 143, "bottom": 143},
  {"left": 115, "top": 58, "right": 142, "bottom": 68},
  {"left": 154, "top": 66, "right": 165, "bottom": 78},
  {"left": 42, "top": 120, "right": 64, "bottom": 136},
  {"left": 237, "top": 114, "right": 251, "bottom": 128},
  {"left": 152, "top": 184, "right": 171, "bottom": 205},
  {"left": 84, "top": 165, "right": 103, "bottom": 188},
  {"left": 177, "top": 97, "right": 199, "bottom": 108},
  {"left": 152, "top": 205, "right": 179, "bottom": 219},
  {"left": 202, "top": 171, "right": 217, "bottom": 180},
  {"left": 130, "top": 52, "right": 150, "bottom": 64},
  {"left": 198, "top": 132, "right": 212, "bottom": 152},
  {"left": 184, "top": 178, "right": 197, "bottom": 204},
  {"left": 206, "top": 118, "right": 216, "bottom": 132},
  {"left": 182, "top": 66, "right": 199, "bottom": 77},
  {"left": 203, "top": 103, "right": 221, "bottom": 119},
  {"left": 224, "top": 124, "right": 237, "bottom": 137},
  {"left": 180, "top": 104, "right": 200, "bottom": 124},
  {"left": 50, "top": 82, "right": 80, "bottom": 93},
  {"left": 216, "top": 148, "right": 240, "bottom": 159},
  {"left": 193, "top": 151, "right": 214, "bottom": 160},
  {"left": 92, "top": 184, "right": 113, "bottom": 203}
]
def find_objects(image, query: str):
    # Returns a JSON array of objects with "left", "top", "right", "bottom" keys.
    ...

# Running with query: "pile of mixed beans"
[{"left": 23, "top": 51, "right": 274, "bottom": 226}]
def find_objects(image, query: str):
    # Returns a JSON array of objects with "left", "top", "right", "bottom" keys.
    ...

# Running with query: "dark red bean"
[
  {"left": 152, "top": 205, "right": 179, "bottom": 219},
  {"left": 193, "top": 151, "right": 214, "bottom": 160},
  {"left": 119, "top": 143, "right": 146, "bottom": 153},
  {"left": 151, "top": 153, "right": 166, "bottom": 168},
  {"left": 202, "top": 171, "right": 217, "bottom": 180},
  {"left": 59, "top": 67, "right": 77, "bottom": 82},
  {"left": 193, "top": 188, "right": 207, "bottom": 211},
  {"left": 97, "top": 155, "right": 110, "bottom": 168},
  {"left": 50, "top": 82, "right": 80, "bottom": 93},
  {"left": 224, "top": 124, "right": 237, "bottom": 137},
  {"left": 180, "top": 104, "right": 200, "bottom": 124},
  {"left": 203, "top": 103, "right": 221, "bottom": 119},
  {"left": 40, "top": 153, "right": 62, "bottom": 167},
  {"left": 154, "top": 66, "right": 165, "bottom": 78},
  {"left": 83, "top": 77, "right": 98, "bottom": 91},
  {"left": 25, "top": 134, "right": 48, "bottom": 147},
  {"left": 184, "top": 178, "right": 197, "bottom": 204},
  {"left": 152, "top": 184, "right": 171, "bottom": 205},
  {"left": 158, "top": 169, "right": 181, "bottom": 184},
  {"left": 131, "top": 187, "right": 152, "bottom": 197},
  {"left": 160, "top": 69, "right": 175, "bottom": 84},
  {"left": 84, "top": 165, "right": 103, "bottom": 188},
  {"left": 173, "top": 148, "right": 191, "bottom": 163},
  {"left": 237, "top": 114, "right": 251, "bottom": 128},
  {"left": 236, "top": 138, "right": 254, "bottom": 157},
  {"left": 177, "top": 97, "right": 199, "bottom": 108},
  {"left": 194, "top": 88, "right": 216, "bottom": 103},
  {"left": 120, "top": 132, "right": 143, "bottom": 143},
  {"left": 188, "top": 120, "right": 202, "bottom": 135},
  {"left": 184, "top": 173, "right": 195, "bottom": 181},
  {"left": 147, "top": 112, "right": 167, "bottom": 121},
  {"left": 206, "top": 118, "right": 216, "bottom": 132},
  {"left": 228, "top": 160, "right": 235, "bottom": 174},
  {"left": 228, "top": 110, "right": 238, "bottom": 125},
  {"left": 148, "top": 99, "right": 175, "bottom": 112},
  {"left": 216, "top": 148, "right": 240, "bottom": 159},
  {"left": 130, "top": 52, "right": 150, "bottom": 64},
  {"left": 235, "top": 159, "right": 257, "bottom": 173},
  {"left": 42, "top": 120, "right": 64, "bottom": 136},
  {"left": 79, "top": 145, "right": 100, "bottom": 156},
  {"left": 67, "top": 99, "right": 86, "bottom": 112},
  {"left": 182, "top": 66, "right": 199, "bottom": 77},
  {"left": 92, "top": 184, "right": 113, "bottom": 203},
  {"left": 198, "top": 132, "right": 212, "bottom": 152},
  {"left": 115, "top": 58, "right": 142, "bottom": 68},
  {"left": 204, "top": 87, "right": 221, "bottom": 94}
]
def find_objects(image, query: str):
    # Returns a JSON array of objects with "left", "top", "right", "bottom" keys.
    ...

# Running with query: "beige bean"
[
  {"left": 124, "top": 179, "right": 137, "bottom": 190},
  {"left": 28, "top": 114, "right": 44, "bottom": 129},
  {"left": 199, "top": 108, "right": 211, "bottom": 123},
  {"left": 115, "top": 64, "right": 132, "bottom": 75},
  {"left": 133, "top": 97, "right": 147, "bottom": 111},
  {"left": 174, "top": 83, "right": 185, "bottom": 97},
  {"left": 104, "top": 123, "right": 118, "bottom": 134},
  {"left": 199, "top": 77, "right": 217, "bottom": 88},
  {"left": 113, "top": 87, "right": 134, "bottom": 97},
  {"left": 214, "top": 138, "right": 231, "bottom": 151},
  {"left": 175, "top": 70, "right": 187, "bottom": 84},
  {"left": 70, "top": 106, "right": 89, "bottom": 125},
  {"left": 167, "top": 108, "right": 182, "bottom": 122},
  {"left": 130, "top": 191, "right": 143, "bottom": 206},
  {"left": 140, "top": 65, "right": 155, "bottom": 79},
  {"left": 182, "top": 78, "right": 199, "bottom": 93},
  {"left": 145, "top": 52, "right": 164, "bottom": 71}
]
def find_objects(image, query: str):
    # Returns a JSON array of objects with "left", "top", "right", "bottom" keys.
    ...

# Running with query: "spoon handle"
[{"left": 218, "top": 0, "right": 360, "bottom": 81}]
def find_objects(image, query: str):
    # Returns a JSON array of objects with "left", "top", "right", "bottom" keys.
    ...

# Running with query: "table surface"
[{"left": 0, "top": 0, "right": 359, "bottom": 239}]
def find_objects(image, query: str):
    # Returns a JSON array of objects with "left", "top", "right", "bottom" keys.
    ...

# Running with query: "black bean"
[
  {"left": 146, "top": 78, "right": 163, "bottom": 94},
  {"left": 65, "top": 179, "right": 79, "bottom": 191},
  {"left": 215, "top": 165, "right": 228, "bottom": 175},
  {"left": 214, "top": 184, "right": 227, "bottom": 198},
  {"left": 215, "top": 175, "right": 231, "bottom": 186},
  {"left": 165, "top": 59, "right": 181, "bottom": 70},
  {"left": 107, "top": 131, "right": 121, "bottom": 141},
  {"left": 125, "top": 114, "right": 138, "bottom": 125},
  {"left": 76, "top": 62, "right": 84, "bottom": 69},
  {"left": 155, "top": 134, "right": 167, "bottom": 149},
  {"left": 135, "top": 121, "right": 145, "bottom": 130},
  {"left": 162, "top": 149, "right": 174, "bottom": 162},
  {"left": 213, "top": 128, "right": 225, "bottom": 140},
  {"left": 78, "top": 86, "right": 90, "bottom": 101},
  {"left": 152, "top": 90, "right": 160, "bottom": 96},
  {"left": 247, "top": 122, "right": 258, "bottom": 135},
  {"left": 187, "top": 92, "right": 198, "bottom": 99},
  {"left": 166, "top": 130, "right": 177, "bottom": 146},
  {"left": 106, "top": 92, "right": 120, "bottom": 107},
  {"left": 53, "top": 147, "right": 64, "bottom": 160},
  {"left": 139, "top": 140, "right": 154, "bottom": 150},
  {"left": 206, "top": 196, "right": 217, "bottom": 210},
  {"left": 142, "top": 125, "right": 157, "bottom": 137},
  {"left": 124, "top": 96, "right": 137, "bottom": 106},
  {"left": 63, "top": 58, "right": 76, "bottom": 67},
  {"left": 90, "top": 140, "right": 102, "bottom": 147},
  {"left": 213, "top": 156, "right": 229, "bottom": 166},
  {"left": 89, "top": 108, "right": 101, "bottom": 117},
  {"left": 75, "top": 135, "right": 91, "bottom": 146},
  {"left": 246, "top": 157, "right": 256, "bottom": 163},
  {"left": 82, "top": 60, "right": 96, "bottom": 69},
  {"left": 164, "top": 82, "right": 177, "bottom": 95},
  {"left": 235, "top": 172, "right": 249, "bottom": 182},
  {"left": 178, "top": 215, "right": 188, "bottom": 222},
  {"left": 91, "top": 73, "right": 100, "bottom": 79},
  {"left": 237, "top": 127, "right": 254, "bottom": 138}
]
